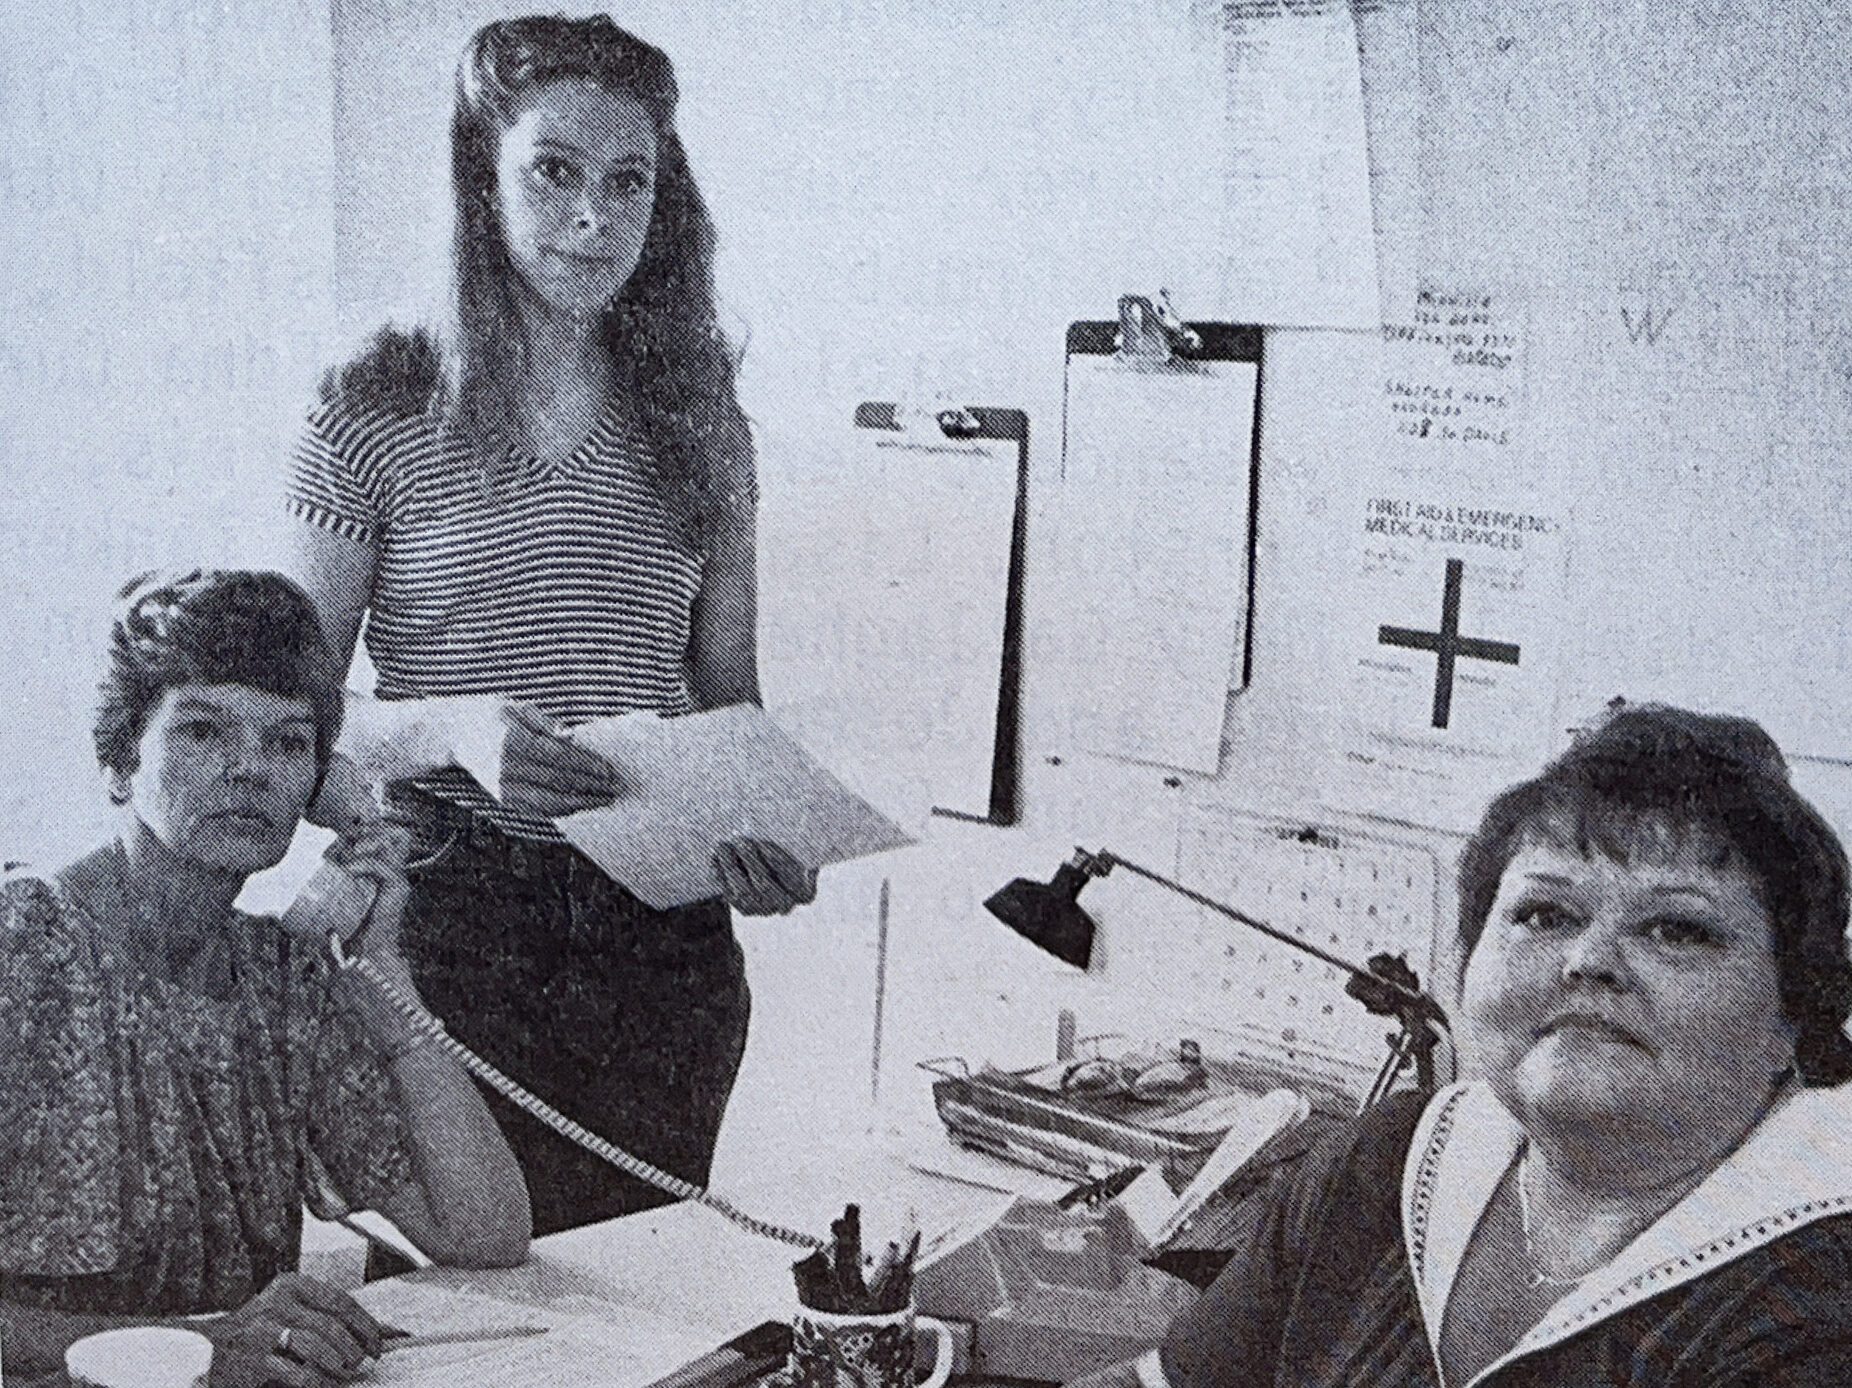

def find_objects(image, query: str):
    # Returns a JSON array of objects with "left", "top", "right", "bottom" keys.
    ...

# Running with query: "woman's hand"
[
  {"left": 324, "top": 817, "right": 414, "bottom": 973},
  {"left": 203, "top": 1272, "right": 390, "bottom": 1387},
  {"left": 712, "top": 838, "right": 817, "bottom": 915},
  {"left": 498, "top": 703, "right": 625, "bottom": 817}
]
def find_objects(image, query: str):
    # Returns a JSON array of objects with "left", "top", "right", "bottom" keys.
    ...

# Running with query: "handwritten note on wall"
[
  {"left": 1379, "top": 287, "right": 1523, "bottom": 458},
  {"left": 1318, "top": 287, "right": 1566, "bottom": 829}
]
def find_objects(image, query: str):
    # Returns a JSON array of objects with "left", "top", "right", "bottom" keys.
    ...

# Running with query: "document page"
[
  {"left": 557, "top": 704, "right": 914, "bottom": 909},
  {"left": 1050, "top": 353, "right": 1259, "bottom": 774},
  {"left": 1195, "top": 0, "right": 1379, "bottom": 325},
  {"left": 757, "top": 419, "right": 1021, "bottom": 824},
  {"left": 356, "top": 1279, "right": 719, "bottom": 1388}
]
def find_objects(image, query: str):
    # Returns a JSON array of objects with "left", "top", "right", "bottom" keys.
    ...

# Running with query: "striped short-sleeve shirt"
[{"left": 289, "top": 397, "right": 706, "bottom": 840}]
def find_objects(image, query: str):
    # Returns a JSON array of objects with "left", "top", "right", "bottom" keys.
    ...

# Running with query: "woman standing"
[{"left": 286, "top": 15, "right": 812, "bottom": 1235}]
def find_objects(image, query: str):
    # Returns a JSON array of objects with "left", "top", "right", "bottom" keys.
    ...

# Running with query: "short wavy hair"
[
  {"left": 93, "top": 570, "right": 344, "bottom": 779},
  {"left": 1457, "top": 703, "right": 1852, "bottom": 1086}
]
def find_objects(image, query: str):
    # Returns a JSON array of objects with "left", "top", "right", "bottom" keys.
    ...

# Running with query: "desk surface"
[
  {"left": 354, "top": 1202, "right": 788, "bottom": 1386},
  {"left": 351, "top": 1134, "right": 1033, "bottom": 1387}
]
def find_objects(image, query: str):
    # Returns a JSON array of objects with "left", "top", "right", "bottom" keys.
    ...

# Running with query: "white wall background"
[
  {"left": 0, "top": 1, "right": 337, "bottom": 868},
  {"left": 8, "top": 0, "right": 1852, "bottom": 1179},
  {"left": 329, "top": 0, "right": 1227, "bottom": 443}
]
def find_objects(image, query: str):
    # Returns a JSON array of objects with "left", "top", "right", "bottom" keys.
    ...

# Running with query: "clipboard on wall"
[
  {"left": 755, "top": 403, "right": 1029, "bottom": 826},
  {"left": 1049, "top": 311, "right": 1263, "bottom": 775}
]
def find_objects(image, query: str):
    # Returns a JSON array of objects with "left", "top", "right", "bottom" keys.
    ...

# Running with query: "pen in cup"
[{"left": 795, "top": 1204, "right": 923, "bottom": 1315}]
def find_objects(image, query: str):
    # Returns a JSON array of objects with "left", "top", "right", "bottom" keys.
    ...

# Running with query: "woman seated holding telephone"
[
  {"left": 0, "top": 570, "right": 530, "bottom": 1388},
  {"left": 1072, "top": 704, "right": 1852, "bottom": 1387}
]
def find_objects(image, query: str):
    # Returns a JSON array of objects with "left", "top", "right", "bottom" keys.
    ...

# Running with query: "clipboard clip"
[
  {"left": 853, "top": 401, "right": 985, "bottom": 438},
  {"left": 1114, "top": 291, "right": 1202, "bottom": 365}
]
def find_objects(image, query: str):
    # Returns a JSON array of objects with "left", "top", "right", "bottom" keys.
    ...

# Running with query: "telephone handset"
[
  {"left": 281, "top": 861, "right": 379, "bottom": 946},
  {"left": 282, "top": 756, "right": 383, "bottom": 947},
  {"left": 283, "top": 757, "right": 820, "bottom": 1251}
]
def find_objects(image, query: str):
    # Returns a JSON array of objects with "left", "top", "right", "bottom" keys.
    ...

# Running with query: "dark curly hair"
[
  {"left": 93, "top": 570, "right": 344, "bottom": 782},
  {"left": 322, "top": 13, "right": 750, "bottom": 553},
  {"left": 1456, "top": 703, "right": 1852, "bottom": 1086}
]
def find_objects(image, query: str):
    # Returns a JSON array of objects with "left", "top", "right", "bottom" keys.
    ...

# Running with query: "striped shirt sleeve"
[{"left": 288, "top": 403, "right": 380, "bottom": 546}]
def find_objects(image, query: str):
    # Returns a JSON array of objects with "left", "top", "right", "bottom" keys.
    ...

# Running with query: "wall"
[
  {"left": 8, "top": 0, "right": 1852, "bottom": 1182},
  {"left": 0, "top": 1, "right": 337, "bottom": 867},
  {"left": 852, "top": 0, "right": 1852, "bottom": 1135}
]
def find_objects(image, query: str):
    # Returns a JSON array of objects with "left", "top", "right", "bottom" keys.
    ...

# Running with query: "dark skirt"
[{"left": 396, "top": 808, "right": 750, "bottom": 1236}]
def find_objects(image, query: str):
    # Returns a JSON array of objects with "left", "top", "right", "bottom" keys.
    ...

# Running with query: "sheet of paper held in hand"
[{"left": 556, "top": 703, "right": 915, "bottom": 909}]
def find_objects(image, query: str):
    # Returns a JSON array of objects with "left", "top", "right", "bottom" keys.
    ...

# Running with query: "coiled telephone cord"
[{"left": 329, "top": 932, "right": 825, "bottom": 1251}]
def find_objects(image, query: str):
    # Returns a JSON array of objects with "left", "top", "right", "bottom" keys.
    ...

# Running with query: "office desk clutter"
[
  {"left": 792, "top": 1205, "right": 921, "bottom": 1315},
  {"left": 985, "top": 847, "right": 1450, "bottom": 1097},
  {"left": 919, "top": 1037, "right": 1309, "bottom": 1185},
  {"left": 910, "top": 1190, "right": 1198, "bottom": 1383}
]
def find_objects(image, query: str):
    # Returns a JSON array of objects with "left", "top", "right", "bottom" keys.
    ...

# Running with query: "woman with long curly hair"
[{"left": 284, "top": 14, "right": 813, "bottom": 1236}]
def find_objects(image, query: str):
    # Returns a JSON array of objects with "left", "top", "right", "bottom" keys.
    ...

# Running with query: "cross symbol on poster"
[{"left": 1377, "top": 558, "right": 1520, "bottom": 729}]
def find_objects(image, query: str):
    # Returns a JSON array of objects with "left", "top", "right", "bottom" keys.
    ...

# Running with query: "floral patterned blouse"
[{"left": 0, "top": 844, "right": 416, "bottom": 1315}]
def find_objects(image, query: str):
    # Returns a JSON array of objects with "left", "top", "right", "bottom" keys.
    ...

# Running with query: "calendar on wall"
[{"left": 1095, "top": 806, "right": 1442, "bottom": 1100}]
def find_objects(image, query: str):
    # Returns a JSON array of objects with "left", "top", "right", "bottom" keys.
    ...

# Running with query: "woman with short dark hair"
[
  {"left": 1071, "top": 703, "right": 1852, "bottom": 1387},
  {"left": 0, "top": 570, "right": 529, "bottom": 1388}
]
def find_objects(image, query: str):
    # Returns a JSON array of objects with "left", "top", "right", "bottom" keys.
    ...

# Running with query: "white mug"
[{"left": 65, "top": 1327, "right": 214, "bottom": 1388}]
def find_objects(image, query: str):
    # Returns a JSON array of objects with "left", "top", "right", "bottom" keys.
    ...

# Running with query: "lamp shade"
[{"left": 983, "top": 860, "right": 1098, "bottom": 968}]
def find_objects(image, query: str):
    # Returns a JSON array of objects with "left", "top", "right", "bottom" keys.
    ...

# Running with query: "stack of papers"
[
  {"left": 1116, "top": 1089, "right": 1310, "bottom": 1247},
  {"left": 354, "top": 1280, "right": 720, "bottom": 1388},
  {"left": 315, "top": 697, "right": 912, "bottom": 912}
]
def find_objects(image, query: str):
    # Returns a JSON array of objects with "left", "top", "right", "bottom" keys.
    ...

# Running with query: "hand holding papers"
[
  {"left": 498, "top": 702, "right": 627, "bottom": 817},
  {"left": 329, "top": 694, "right": 906, "bottom": 908},
  {"left": 556, "top": 704, "right": 914, "bottom": 910},
  {"left": 334, "top": 691, "right": 511, "bottom": 794},
  {"left": 712, "top": 837, "right": 819, "bottom": 917}
]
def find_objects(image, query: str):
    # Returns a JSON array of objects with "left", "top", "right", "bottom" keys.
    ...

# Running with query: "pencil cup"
[
  {"left": 788, "top": 1303, "right": 954, "bottom": 1388},
  {"left": 66, "top": 1328, "right": 214, "bottom": 1388}
]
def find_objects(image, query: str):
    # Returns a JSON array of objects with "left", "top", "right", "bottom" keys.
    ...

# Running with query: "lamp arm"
[
  {"left": 1079, "top": 851, "right": 1402, "bottom": 996},
  {"left": 1064, "top": 847, "right": 1450, "bottom": 1099},
  {"left": 1076, "top": 849, "right": 1447, "bottom": 1024}
]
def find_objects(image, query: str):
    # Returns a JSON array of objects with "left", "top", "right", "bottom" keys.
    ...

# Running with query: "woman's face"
[
  {"left": 1460, "top": 826, "right": 1796, "bottom": 1168},
  {"left": 116, "top": 683, "right": 320, "bottom": 875},
  {"left": 494, "top": 77, "right": 658, "bottom": 319}
]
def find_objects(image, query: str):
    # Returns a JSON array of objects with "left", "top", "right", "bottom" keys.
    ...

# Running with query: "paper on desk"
[
  {"left": 356, "top": 1280, "right": 718, "bottom": 1388},
  {"left": 1117, "top": 1088, "right": 1310, "bottom": 1248},
  {"left": 557, "top": 704, "right": 914, "bottom": 909}
]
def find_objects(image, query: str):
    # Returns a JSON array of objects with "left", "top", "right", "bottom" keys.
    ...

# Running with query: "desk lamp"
[{"left": 985, "top": 847, "right": 1450, "bottom": 1101}]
